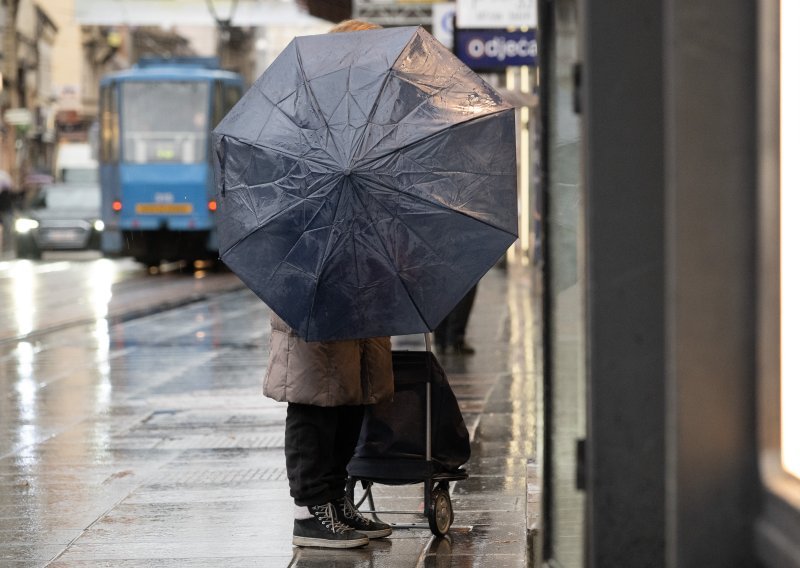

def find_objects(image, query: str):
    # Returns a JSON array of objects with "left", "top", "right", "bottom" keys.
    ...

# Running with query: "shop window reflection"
[{"left": 781, "top": 0, "right": 800, "bottom": 480}]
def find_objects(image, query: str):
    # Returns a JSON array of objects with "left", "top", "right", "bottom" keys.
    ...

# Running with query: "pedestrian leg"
[
  {"left": 331, "top": 405, "right": 364, "bottom": 492},
  {"left": 285, "top": 402, "right": 342, "bottom": 507},
  {"left": 286, "top": 403, "right": 370, "bottom": 548},
  {"left": 448, "top": 284, "right": 478, "bottom": 354}
]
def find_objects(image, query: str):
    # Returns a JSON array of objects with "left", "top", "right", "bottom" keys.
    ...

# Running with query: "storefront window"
[
  {"left": 540, "top": 0, "right": 585, "bottom": 565},
  {"left": 756, "top": 3, "right": 800, "bottom": 564},
  {"left": 781, "top": 0, "right": 800, "bottom": 480}
]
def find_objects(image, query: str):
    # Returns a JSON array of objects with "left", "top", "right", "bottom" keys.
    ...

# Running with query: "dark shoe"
[
  {"left": 452, "top": 341, "right": 476, "bottom": 355},
  {"left": 334, "top": 496, "right": 393, "bottom": 538},
  {"left": 292, "top": 502, "right": 369, "bottom": 548}
]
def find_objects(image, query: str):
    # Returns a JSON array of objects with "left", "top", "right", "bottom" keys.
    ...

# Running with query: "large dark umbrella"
[{"left": 213, "top": 26, "right": 517, "bottom": 341}]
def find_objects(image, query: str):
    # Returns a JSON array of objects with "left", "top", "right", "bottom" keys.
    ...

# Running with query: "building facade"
[
  {"left": 538, "top": 0, "right": 800, "bottom": 566},
  {"left": 1, "top": 0, "right": 57, "bottom": 182}
]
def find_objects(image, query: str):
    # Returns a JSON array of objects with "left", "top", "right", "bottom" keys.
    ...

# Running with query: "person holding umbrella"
[
  {"left": 265, "top": 19, "right": 395, "bottom": 550},
  {"left": 212, "top": 16, "right": 518, "bottom": 550}
]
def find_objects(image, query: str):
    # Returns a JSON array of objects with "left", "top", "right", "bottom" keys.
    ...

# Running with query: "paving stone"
[{"left": 0, "top": 264, "right": 540, "bottom": 566}]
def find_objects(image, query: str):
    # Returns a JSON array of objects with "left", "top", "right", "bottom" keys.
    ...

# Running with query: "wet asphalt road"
[{"left": 0, "top": 253, "right": 539, "bottom": 567}]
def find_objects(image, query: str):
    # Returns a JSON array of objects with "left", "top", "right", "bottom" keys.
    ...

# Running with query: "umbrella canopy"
[{"left": 213, "top": 26, "right": 518, "bottom": 341}]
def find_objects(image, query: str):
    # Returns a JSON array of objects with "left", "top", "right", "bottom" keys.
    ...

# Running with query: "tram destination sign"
[{"left": 454, "top": 28, "right": 537, "bottom": 70}]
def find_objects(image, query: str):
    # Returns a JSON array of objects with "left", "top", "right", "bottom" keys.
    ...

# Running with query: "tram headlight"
[
  {"left": 14, "top": 218, "right": 39, "bottom": 233},
  {"left": 93, "top": 220, "right": 105, "bottom": 232}
]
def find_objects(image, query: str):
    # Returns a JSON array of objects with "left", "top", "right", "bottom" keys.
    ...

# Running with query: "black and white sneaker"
[
  {"left": 334, "top": 496, "right": 393, "bottom": 538},
  {"left": 293, "top": 502, "right": 369, "bottom": 549}
]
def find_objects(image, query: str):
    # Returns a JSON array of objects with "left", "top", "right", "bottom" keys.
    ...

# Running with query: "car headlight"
[
  {"left": 14, "top": 218, "right": 39, "bottom": 233},
  {"left": 93, "top": 220, "right": 105, "bottom": 231}
]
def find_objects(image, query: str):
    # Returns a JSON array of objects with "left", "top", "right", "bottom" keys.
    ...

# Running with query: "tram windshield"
[{"left": 121, "top": 81, "right": 210, "bottom": 164}]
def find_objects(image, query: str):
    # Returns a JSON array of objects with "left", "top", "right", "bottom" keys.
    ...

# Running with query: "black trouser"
[
  {"left": 434, "top": 284, "right": 478, "bottom": 348},
  {"left": 285, "top": 402, "right": 365, "bottom": 507}
]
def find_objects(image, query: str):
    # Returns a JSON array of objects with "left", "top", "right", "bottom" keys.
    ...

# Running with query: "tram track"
[{"left": 0, "top": 256, "right": 246, "bottom": 346}]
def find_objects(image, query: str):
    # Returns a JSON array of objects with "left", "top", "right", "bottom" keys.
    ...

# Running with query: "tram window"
[
  {"left": 100, "top": 86, "right": 109, "bottom": 162},
  {"left": 121, "top": 81, "right": 210, "bottom": 164},
  {"left": 100, "top": 86, "right": 120, "bottom": 163},
  {"left": 213, "top": 81, "right": 225, "bottom": 128},
  {"left": 212, "top": 81, "right": 241, "bottom": 128},
  {"left": 224, "top": 84, "right": 241, "bottom": 112}
]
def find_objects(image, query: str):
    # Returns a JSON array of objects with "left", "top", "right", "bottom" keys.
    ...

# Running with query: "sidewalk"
[{"left": 0, "top": 263, "right": 540, "bottom": 567}]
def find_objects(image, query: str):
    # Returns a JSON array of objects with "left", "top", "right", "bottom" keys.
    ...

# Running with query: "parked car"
[{"left": 14, "top": 180, "right": 103, "bottom": 259}]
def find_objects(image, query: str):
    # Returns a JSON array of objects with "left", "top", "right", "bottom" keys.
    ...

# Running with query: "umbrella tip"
[{"left": 343, "top": 168, "right": 352, "bottom": 176}]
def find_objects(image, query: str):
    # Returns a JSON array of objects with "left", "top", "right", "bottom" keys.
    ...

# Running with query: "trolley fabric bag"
[{"left": 348, "top": 351, "right": 470, "bottom": 482}]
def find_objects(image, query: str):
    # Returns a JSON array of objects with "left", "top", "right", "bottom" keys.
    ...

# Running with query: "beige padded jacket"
[{"left": 263, "top": 313, "right": 394, "bottom": 406}]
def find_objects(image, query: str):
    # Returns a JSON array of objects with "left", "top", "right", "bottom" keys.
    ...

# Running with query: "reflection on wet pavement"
[
  {"left": 0, "top": 264, "right": 539, "bottom": 567},
  {"left": 0, "top": 257, "right": 245, "bottom": 342}
]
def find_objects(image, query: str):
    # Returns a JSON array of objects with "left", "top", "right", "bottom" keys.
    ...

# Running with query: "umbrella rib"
[
  {"left": 348, "top": 68, "right": 395, "bottom": 167},
  {"left": 357, "top": 106, "right": 512, "bottom": 171},
  {"left": 347, "top": 182, "right": 438, "bottom": 330},
  {"left": 220, "top": 175, "right": 342, "bottom": 257},
  {"left": 344, "top": 66, "right": 379, "bottom": 121},
  {"left": 354, "top": 76, "right": 455, "bottom": 161},
  {"left": 221, "top": 198, "right": 305, "bottom": 257},
  {"left": 249, "top": 87, "right": 343, "bottom": 169},
  {"left": 367, "top": 140, "right": 509, "bottom": 220},
  {"left": 356, "top": 167, "right": 517, "bottom": 238},
  {"left": 294, "top": 41, "right": 347, "bottom": 168},
  {"left": 268, "top": 196, "right": 338, "bottom": 280},
  {"left": 306, "top": 65, "right": 378, "bottom": 119},
  {"left": 224, "top": 155, "right": 305, "bottom": 198},
  {"left": 312, "top": 180, "right": 349, "bottom": 279},
  {"left": 222, "top": 134, "right": 337, "bottom": 174},
  {"left": 349, "top": 27, "right": 438, "bottom": 164},
  {"left": 305, "top": 178, "right": 350, "bottom": 337},
  {"left": 216, "top": 97, "right": 276, "bottom": 190}
]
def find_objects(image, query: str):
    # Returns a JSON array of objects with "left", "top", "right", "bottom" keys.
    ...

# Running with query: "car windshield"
[
  {"left": 32, "top": 185, "right": 100, "bottom": 210},
  {"left": 121, "top": 81, "right": 210, "bottom": 164}
]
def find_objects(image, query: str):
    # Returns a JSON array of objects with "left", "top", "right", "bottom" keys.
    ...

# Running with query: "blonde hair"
[{"left": 329, "top": 19, "right": 382, "bottom": 33}]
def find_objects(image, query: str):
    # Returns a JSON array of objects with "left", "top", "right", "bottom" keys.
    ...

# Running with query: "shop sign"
[
  {"left": 3, "top": 108, "right": 32, "bottom": 126},
  {"left": 432, "top": 3, "right": 456, "bottom": 50},
  {"left": 456, "top": 0, "right": 537, "bottom": 29},
  {"left": 74, "top": 0, "right": 320, "bottom": 26},
  {"left": 454, "top": 28, "right": 537, "bottom": 70}
]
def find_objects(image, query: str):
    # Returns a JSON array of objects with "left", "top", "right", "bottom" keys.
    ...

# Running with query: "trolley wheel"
[{"left": 427, "top": 483, "right": 454, "bottom": 536}]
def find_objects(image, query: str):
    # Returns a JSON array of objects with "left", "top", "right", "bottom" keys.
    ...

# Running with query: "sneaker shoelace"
[
  {"left": 311, "top": 502, "right": 352, "bottom": 534},
  {"left": 339, "top": 496, "right": 370, "bottom": 524}
]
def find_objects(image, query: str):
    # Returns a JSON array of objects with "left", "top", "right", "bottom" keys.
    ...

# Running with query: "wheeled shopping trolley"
[{"left": 346, "top": 335, "right": 470, "bottom": 536}]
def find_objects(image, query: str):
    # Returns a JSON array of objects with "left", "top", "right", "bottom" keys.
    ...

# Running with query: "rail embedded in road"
[{"left": 0, "top": 256, "right": 245, "bottom": 344}]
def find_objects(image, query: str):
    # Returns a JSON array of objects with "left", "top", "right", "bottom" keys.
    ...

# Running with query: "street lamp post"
[{"left": 205, "top": 0, "right": 240, "bottom": 69}]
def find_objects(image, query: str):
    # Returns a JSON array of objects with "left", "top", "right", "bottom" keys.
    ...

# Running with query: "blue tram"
[{"left": 98, "top": 57, "right": 243, "bottom": 266}]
